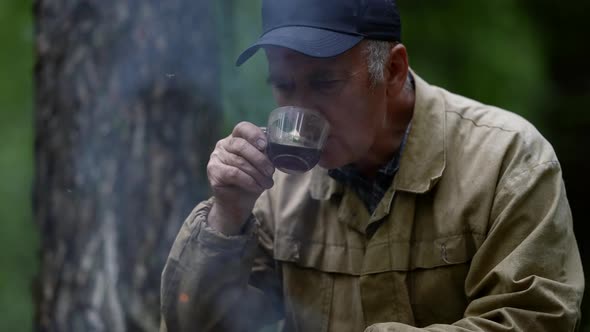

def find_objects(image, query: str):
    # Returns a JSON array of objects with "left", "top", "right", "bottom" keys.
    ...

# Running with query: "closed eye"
[
  {"left": 310, "top": 79, "right": 345, "bottom": 93},
  {"left": 266, "top": 77, "right": 295, "bottom": 93}
]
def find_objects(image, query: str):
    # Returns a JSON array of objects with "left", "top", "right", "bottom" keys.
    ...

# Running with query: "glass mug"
[{"left": 261, "top": 106, "right": 330, "bottom": 174}]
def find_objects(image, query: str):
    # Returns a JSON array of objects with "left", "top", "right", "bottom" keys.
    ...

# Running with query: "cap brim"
[{"left": 236, "top": 26, "right": 363, "bottom": 66}]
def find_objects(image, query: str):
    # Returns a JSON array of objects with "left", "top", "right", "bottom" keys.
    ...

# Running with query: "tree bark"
[{"left": 33, "top": 0, "right": 221, "bottom": 331}]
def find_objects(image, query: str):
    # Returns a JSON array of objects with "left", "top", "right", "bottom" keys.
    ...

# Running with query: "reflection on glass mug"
[{"left": 261, "top": 106, "right": 330, "bottom": 174}]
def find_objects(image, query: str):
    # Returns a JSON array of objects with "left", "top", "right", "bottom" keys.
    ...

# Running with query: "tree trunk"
[{"left": 33, "top": 0, "right": 221, "bottom": 331}]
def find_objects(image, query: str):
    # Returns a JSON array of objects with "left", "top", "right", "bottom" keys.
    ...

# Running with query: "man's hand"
[{"left": 207, "top": 122, "right": 275, "bottom": 235}]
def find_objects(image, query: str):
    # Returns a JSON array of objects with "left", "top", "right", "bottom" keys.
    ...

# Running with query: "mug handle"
[{"left": 259, "top": 127, "right": 269, "bottom": 155}]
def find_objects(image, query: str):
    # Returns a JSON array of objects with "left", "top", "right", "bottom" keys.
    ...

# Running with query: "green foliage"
[
  {"left": 399, "top": 0, "right": 545, "bottom": 121},
  {"left": 0, "top": 0, "right": 37, "bottom": 331},
  {"left": 217, "top": 0, "right": 275, "bottom": 135}
]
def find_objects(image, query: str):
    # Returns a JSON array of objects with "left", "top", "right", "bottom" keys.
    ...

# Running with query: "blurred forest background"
[{"left": 1, "top": 0, "right": 588, "bottom": 331}]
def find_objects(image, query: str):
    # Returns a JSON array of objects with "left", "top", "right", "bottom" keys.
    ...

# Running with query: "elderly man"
[{"left": 160, "top": 0, "right": 584, "bottom": 331}]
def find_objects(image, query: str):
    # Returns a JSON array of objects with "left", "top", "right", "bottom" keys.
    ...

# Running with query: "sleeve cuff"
[
  {"left": 198, "top": 214, "right": 258, "bottom": 253},
  {"left": 188, "top": 198, "right": 259, "bottom": 254}
]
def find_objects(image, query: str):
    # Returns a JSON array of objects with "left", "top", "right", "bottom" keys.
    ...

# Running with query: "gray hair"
[
  {"left": 364, "top": 40, "right": 394, "bottom": 84},
  {"left": 364, "top": 40, "right": 412, "bottom": 90}
]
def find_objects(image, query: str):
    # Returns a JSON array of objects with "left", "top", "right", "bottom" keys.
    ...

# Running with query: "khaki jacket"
[{"left": 160, "top": 74, "right": 584, "bottom": 332}]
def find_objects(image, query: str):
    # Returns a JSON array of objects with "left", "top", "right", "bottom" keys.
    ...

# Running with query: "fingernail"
[
  {"left": 265, "top": 165, "right": 274, "bottom": 177},
  {"left": 257, "top": 138, "right": 267, "bottom": 150}
]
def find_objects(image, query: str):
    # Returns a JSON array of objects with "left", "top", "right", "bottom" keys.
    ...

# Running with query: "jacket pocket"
[
  {"left": 274, "top": 229, "right": 483, "bottom": 329},
  {"left": 274, "top": 233, "right": 366, "bottom": 275},
  {"left": 409, "top": 232, "right": 483, "bottom": 269},
  {"left": 280, "top": 262, "right": 334, "bottom": 332},
  {"left": 273, "top": 231, "right": 482, "bottom": 274},
  {"left": 272, "top": 215, "right": 372, "bottom": 332},
  {"left": 361, "top": 232, "right": 484, "bottom": 327},
  {"left": 407, "top": 233, "right": 485, "bottom": 327},
  {"left": 351, "top": 232, "right": 483, "bottom": 275}
]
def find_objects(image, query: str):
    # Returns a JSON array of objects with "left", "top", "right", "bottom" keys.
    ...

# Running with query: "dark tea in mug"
[
  {"left": 267, "top": 142, "right": 321, "bottom": 174},
  {"left": 265, "top": 106, "right": 330, "bottom": 174}
]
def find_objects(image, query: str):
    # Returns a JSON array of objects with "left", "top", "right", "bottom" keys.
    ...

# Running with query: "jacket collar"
[
  {"left": 393, "top": 72, "right": 446, "bottom": 193},
  {"left": 309, "top": 71, "right": 446, "bottom": 199},
  {"left": 309, "top": 166, "right": 343, "bottom": 200}
]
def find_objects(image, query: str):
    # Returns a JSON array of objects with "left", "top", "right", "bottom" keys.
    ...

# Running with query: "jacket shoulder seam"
[{"left": 446, "top": 109, "right": 518, "bottom": 133}]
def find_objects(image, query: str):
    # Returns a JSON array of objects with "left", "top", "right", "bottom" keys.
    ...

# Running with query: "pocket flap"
[
  {"left": 274, "top": 233, "right": 366, "bottom": 275},
  {"left": 274, "top": 232, "right": 482, "bottom": 276}
]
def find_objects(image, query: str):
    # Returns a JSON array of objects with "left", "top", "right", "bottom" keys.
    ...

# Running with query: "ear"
[{"left": 385, "top": 43, "right": 409, "bottom": 96}]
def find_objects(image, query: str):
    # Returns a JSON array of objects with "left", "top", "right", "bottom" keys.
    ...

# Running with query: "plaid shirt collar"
[{"left": 328, "top": 122, "right": 411, "bottom": 214}]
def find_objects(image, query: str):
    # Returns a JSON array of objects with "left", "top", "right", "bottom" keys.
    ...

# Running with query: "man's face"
[{"left": 265, "top": 44, "right": 388, "bottom": 169}]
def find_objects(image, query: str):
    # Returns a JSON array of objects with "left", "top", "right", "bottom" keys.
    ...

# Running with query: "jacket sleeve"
[
  {"left": 365, "top": 161, "right": 584, "bottom": 332},
  {"left": 160, "top": 198, "right": 283, "bottom": 332}
]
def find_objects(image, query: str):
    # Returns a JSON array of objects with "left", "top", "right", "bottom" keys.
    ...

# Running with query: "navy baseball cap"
[{"left": 236, "top": 0, "right": 402, "bottom": 66}]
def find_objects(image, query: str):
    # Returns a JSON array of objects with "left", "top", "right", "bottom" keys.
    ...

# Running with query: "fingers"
[
  {"left": 232, "top": 122, "right": 268, "bottom": 151},
  {"left": 207, "top": 122, "right": 276, "bottom": 195},
  {"left": 207, "top": 161, "right": 268, "bottom": 194},
  {"left": 224, "top": 137, "right": 274, "bottom": 176},
  {"left": 212, "top": 140, "right": 274, "bottom": 190}
]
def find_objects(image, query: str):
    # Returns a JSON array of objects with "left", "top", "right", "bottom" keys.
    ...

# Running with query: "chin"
[
  {"left": 319, "top": 138, "right": 350, "bottom": 169},
  {"left": 318, "top": 151, "right": 345, "bottom": 170}
]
